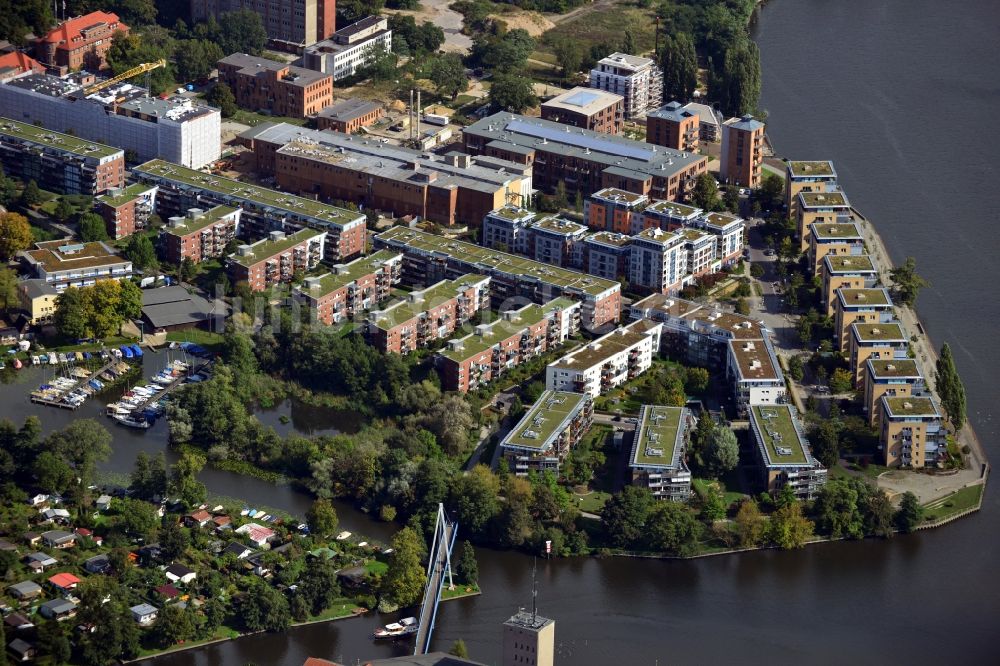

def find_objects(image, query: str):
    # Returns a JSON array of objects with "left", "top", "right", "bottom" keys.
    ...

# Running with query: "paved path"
[{"left": 386, "top": 0, "right": 473, "bottom": 53}]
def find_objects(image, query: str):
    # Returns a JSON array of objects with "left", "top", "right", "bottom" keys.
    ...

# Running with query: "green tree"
[
  {"left": 53, "top": 197, "right": 75, "bottom": 222},
  {"left": 684, "top": 367, "right": 710, "bottom": 394},
  {"left": 456, "top": 540, "right": 478, "bottom": 585},
  {"left": 787, "top": 355, "right": 805, "bottom": 382},
  {"left": 690, "top": 172, "right": 720, "bottom": 210},
  {"left": 703, "top": 427, "right": 739, "bottom": 478},
  {"left": 20, "top": 179, "right": 41, "bottom": 206},
  {"left": 152, "top": 604, "right": 195, "bottom": 648},
  {"left": 699, "top": 484, "right": 727, "bottom": 522},
  {"left": 124, "top": 233, "right": 157, "bottom": 270},
  {"left": 810, "top": 420, "right": 840, "bottom": 469},
  {"left": 734, "top": 297, "right": 750, "bottom": 315},
  {"left": 0, "top": 212, "right": 33, "bottom": 260},
  {"left": 827, "top": 367, "right": 853, "bottom": 394},
  {"left": 767, "top": 501, "right": 814, "bottom": 549},
  {"left": 812, "top": 477, "right": 863, "bottom": 539},
  {"left": 430, "top": 53, "right": 468, "bottom": 100},
  {"left": 217, "top": 9, "right": 267, "bottom": 55},
  {"left": 116, "top": 497, "right": 159, "bottom": 539},
  {"left": 711, "top": 36, "right": 761, "bottom": 117},
  {"left": 450, "top": 639, "right": 470, "bottom": 658},
  {"left": 551, "top": 37, "right": 584, "bottom": 78},
  {"left": 0, "top": 267, "right": 18, "bottom": 314},
  {"left": 935, "top": 343, "right": 966, "bottom": 431},
  {"left": 888, "top": 256, "right": 928, "bottom": 307},
  {"left": 159, "top": 521, "right": 190, "bottom": 560},
  {"left": 169, "top": 451, "right": 207, "bottom": 509},
  {"left": 78, "top": 212, "right": 109, "bottom": 241},
  {"left": 175, "top": 39, "right": 223, "bottom": 82},
  {"left": 206, "top": 82, "right": 238, "bottom": 117},
  {"left": 45, "top": 419, "right": 112, "bottom": 494},
  {"left": 32, "top": 450, "right": 74, "bottom": 494},
  {"left": 381, "top": 527, "right": 426, "bottom": 607},
  {"left": 646, "top": 502, "right": 703, "bottom": 555},
  {"left": 659, "top": 32, "right": 698, "bottom": 102},
  {"left": 602, "top": 486, "right": 652, "bottom": 548},
  {"left": 734, "top": 498, "right": 765, "bottom": 548},
  {"left": 37, "top": 619, "right": 71, "bottom": 665},
  {"left": 238, "top": 579, "right": 290, "bottom": 632},
  {"left": 489, "top": 74, "right": 538, "bottom": 113},
  {"left": 306, "top": 498, "right": 339, "bottom": 538},
  {"left": 894, "top": 491, "right": 922, "bottom": 533},
  {"left": 448, "top": 465, "right": 500, "bottom": 536}
]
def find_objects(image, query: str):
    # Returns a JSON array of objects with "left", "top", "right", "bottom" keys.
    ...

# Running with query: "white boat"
[
  {"left": 335, "top": 531, "right": 352, "bottom": 541},
  {"left": 48, "top": 354, "right": 58, "bottom": 365},
  {"left": 31, "top": 356, "right": 40, "bottom": 366},
  {"left": 373, "top": 617, "right": 418, "bottom": 639},
  {"left": 113, "top": 414, "right": 151, "bottom": 429}
]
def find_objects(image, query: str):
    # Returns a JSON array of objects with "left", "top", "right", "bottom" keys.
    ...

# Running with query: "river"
[{"left": 6, "top": 1, "right": 999, "bottom": 663}]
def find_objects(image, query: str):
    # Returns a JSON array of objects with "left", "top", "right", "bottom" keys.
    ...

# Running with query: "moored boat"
[{"left": 373, "top": 617, "right": 418, "bottom": 639}]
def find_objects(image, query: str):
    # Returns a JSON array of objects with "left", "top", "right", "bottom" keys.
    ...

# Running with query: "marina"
[{"left": 29, "top": 354, "right": 137, "bottom": 410}]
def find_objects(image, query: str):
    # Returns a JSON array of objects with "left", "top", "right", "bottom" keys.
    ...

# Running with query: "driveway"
[{"left": 385, "top": 0, "right": 473, "bottom": 53}]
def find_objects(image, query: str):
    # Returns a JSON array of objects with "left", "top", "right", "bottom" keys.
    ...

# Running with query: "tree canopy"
[
  {"left": 0, "top": 212, "right": 33, "bottom": 260},
  {"left": 935, "top": 343, "right": 967, "bottom": 431}
]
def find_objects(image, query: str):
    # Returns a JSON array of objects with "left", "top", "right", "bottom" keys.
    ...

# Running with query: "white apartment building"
[
  {"left": 303, "top": 16, "right": 392, "bottom": 81},
  {"left": 728, "top": 335, "right": 786, "bottom": 412},
  {"left": 19, "top": 240, "right": 132, "bottom": 292},
  {"left": 690, "top": 211, "right": 745, "bottom": 264},
  {"left": 589, "top": 52, "right": 663, "bottom": 119},
  {"left": 629, "top": 227, "right": 685, "bottom": 294},
  {"left": 546, "top": 319, "right": 662, "bottom": 398}
]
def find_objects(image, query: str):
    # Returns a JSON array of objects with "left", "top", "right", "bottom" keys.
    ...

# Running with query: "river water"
[{"left": 3, "top": 1, "right": 998, "bottom": 663}]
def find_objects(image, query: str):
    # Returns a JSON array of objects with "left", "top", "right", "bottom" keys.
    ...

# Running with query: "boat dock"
[
  {"left": 107, "top": 359, "right": 210, "bottom": 427},
  {"left": 30, "top": 357, "right": 133, "bottom": 409}
]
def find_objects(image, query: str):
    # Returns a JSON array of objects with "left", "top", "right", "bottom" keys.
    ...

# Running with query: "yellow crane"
[{"left": 83, "top": 59, "right": 167, "bottom": 96}]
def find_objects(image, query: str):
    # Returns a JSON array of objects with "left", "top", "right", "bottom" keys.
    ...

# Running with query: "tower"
[{"left": 501, "top": 561, "right": 555, "bottom": 666}]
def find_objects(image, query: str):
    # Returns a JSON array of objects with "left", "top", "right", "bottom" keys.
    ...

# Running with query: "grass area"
[
  {"left": 231, "top": 108, "right": 309, "bottom": 128},
  {"left": 922, "top": 484, "right": 984, "bottom": 522},
  {"left": 692, "top": 477, "right": 745, "bottom": 506},
  {"left": 537, "top": 3, "right": 658, "bottom": 58},
  {"left": 298, "top": 597, "right": 360, "bottom": 623},
  {"left": 364, "top": 560, "right": 388, "bottom": 576},
  {"left": 135, "top": 625, "right": 240, "bottom": 658},
  {"left": 164, "top": 330, "right": 226, "bottom": 351},
  {"left": 573, "top": 490, "right": 610, "bottom": 514},
  {"left": 42, "top": 335, "right": 138, "bottom": 353},
  {"left": 441, "top": 583, "right": 480, "bottom": 601},
  {"left": 845, "top": 462, "right": 890, "bottom": 479}
]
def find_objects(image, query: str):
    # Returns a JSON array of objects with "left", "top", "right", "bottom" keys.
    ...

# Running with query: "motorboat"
[{"left": 373, "top": 617, "right": 418, "bottom": 639}]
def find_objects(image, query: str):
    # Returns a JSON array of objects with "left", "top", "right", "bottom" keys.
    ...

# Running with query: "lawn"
[
  {"left": 165, "top": 330, "right": 226, "bottom": 351},
  {"left": 922, "top": 484, "right": 984, "bottom": 523},
  {"left": 692, "top": 477, "right": 745, "bottom": 506},
  {"left": 536, "top": 3, "right": 658, "bottom": 59},
  {"left": 135, "top": 624, "right": 240, "bottom": 658},
  {"left": 231, "top": 108, "right": 309, "bottom": 128},
  {"left": 573, "top": 490, "right": 610, "bottom": 514},
  {"left": 441, "top": 583, "right": 481, "bottom": 601}
]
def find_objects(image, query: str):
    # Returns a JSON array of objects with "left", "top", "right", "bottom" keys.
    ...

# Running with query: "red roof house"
[
  {"left": 35, "top": 12, "right": 128, "bottom": 72},
  {"left": 0, "top": 52, "right": 45, "bottom": 82},
  {"left": 47, "top": 572, "right": 81, "bottom": 591}
]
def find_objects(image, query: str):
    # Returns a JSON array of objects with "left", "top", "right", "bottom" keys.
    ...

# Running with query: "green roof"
[
  {"left": 133, "top": 159, "right": 361, "bottom": 227},
  {"left": 788, "top": 161, "right": 836, "bottom": 178},
  {"left": 549, "top": 320, "right": 658, "bottom": 371},
  {"left": 883, "top": 396, "right": 939, "bottom": 418},
  {"left": 643, "top": 199, "right": 700, "bottom": 218},
  {"left": 542, "top": 296, "right": 580, "bottom": 312},
  {"left": 488, "top": 206, "right": 536, "bottom": 223},
  {"left": 824, "top": 254, "right": 876, "bottom": 273},
  {"left": 301, "top": 250, "right": 399, "bottom": 298},
  {"left": 630, "top": 405, "right": 686, "bottom": 469},
  {"left": 229, "top": 228, "right": 322, "bottom": 267},
  {"left": 531, "top": 215, "right": 586, "bottom": 235},
  {"left": 838, "top": 288, "right": 892, "bottom": 308},
  {"left": 0, "top": 117, "right": 121, "bottom": 159},
  {"left": 851, "top": 322, "right": 906, "bottom": 342},
  {"left": 585, "top": 231, "right": 631, "bottom": 248},
  {"left": 439, "top": 303, "right": 547, "bottom": 361},
  {"left": 369, "top": 273, "right": 487, "bottom": 329},
  {"left": 376, "top": 226, "right": 618, "bottom": 297},
  {"left": 501, "top": 390, "right": 589, "bottom": 452},
  {"left": 163, "top": 205, "right": 239, "bottom": 236},
  {"left": 593, "top": 187, "right": 648, "bottom": 206},
  {"left": 811, "top": 222, "right": 862, "bottom": 240},
  {"left": 799, "top": 190, "right": 849, "bottom": 208},
  {"left": 868, "top": 359, "right": 921, "bottom": 379},
  {"left": 96, "top": 183, "right": 155, "bottom": 208},
  {"left": 750, "top": 405, "right": 810, "bottom": 466}
]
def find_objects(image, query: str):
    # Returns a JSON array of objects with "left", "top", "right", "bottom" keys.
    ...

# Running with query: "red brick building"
[
  {"left": 646, "top": 101, "right": 699, "bottom": 152},
  {"left": 0, "top": 52, "right": 45, "bottom": 82},
  {"left": 295, "top": 250, "right": 402, "bottom": 326},
  {"left": 218, "top": 54, "right": 333, "bottom": 119},
  {"left": 163, "top": 206, "right": 242, "bottom": 265},
  {"left": 540, "top": 87, "right": 623, "bottom": 135},
  {"left": 315, "top": 98, "right": 383, "bottom": 133},
  {"left": 95, "top": 183, "right": 158, "bottom": 240},
  {"left": 366, "top": 274, "right": 490, "bottom": 354},
  {"left": 228, "top": 228, "right": 326, "bottom": 292},
  {"left": 35, "top": 12, "right": 127, "bottom": 73}
]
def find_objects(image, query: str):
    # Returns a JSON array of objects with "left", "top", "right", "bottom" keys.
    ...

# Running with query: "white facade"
[
  {"left": 546, "top": 320, "right": 662, "bottom": 398},
  {"left": 303, "top": 16, "right": 392, "bottom": 81},
  {"left": 628, "top": 228, "right": 685, "bottom": 294},
  {"left": 589, "top": 52, "right": 663, "bottom": 119},
  {"left": 727, "top": 336, "right": 786, "bottom": 410}
]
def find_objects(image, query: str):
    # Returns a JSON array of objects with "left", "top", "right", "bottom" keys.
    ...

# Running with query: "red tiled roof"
[
  {"left": 0, "top": 52, "right": 44, "bottom": 76},
  {"left": 40, "top": 12, "right": 124, "bottom": 47},
  {"left": 188, "top": 510, "right": 211, "bottom": 522},
  {"left": 48, "top": 572, "right": 80, "bottom": 588},
  {"left": 155, "top": 583, "right": 179, "bottom": 598},
  {"left": 304, "top": 659, "right": 341, "bottom": 666}
]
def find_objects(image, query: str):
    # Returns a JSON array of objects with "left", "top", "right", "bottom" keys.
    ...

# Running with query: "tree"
[
  {"left": 735, "top": 297, "right": 750, "bottom": 315},
  {"left": 787, "top": 355, "right": 805, "bottom": 382},
  {"left": 32, "top": 451, "right": 73, "bottom": 494},
  {"left": 864, "top": 487, "right": 895, "bottom": 538},
  {"left": 37, "top": 619, "right": 71, "bottom": 665},
  {"left": 811, "top": 420, "right": 840, "bottom": 469},
  {"left": 659, "top": 32, "right": 698, "bottom": 102},
  {"left": 306, "top": 498, "right": 339, "bottom": 538},
  {"left": 551, "top": 37, "right": 584, "bottom": 78},
  {"left": 703, "top": 427, "right": 739, "bottom": 478},
  {"left": 690, "top": 173, "right": 720, "bottom": 210},
  {"left": 684, "top": 367, "right": 710, "bottom": 394},
  {"left": 602, "top": 486, "right": 652, "bottom": 548},
  {"left": 489, "top": 74, "right": 538, "bottom": 113},
  {"left": 179, "top": 257, "right": 197, "bottom": 283},
  {"left": 206, "top": 82, "right": 237, "bottom": 117},
  {"left": 238, "top": 579, "right": 290, "bottom": 632},
  {"left": 646, "top": 502, "right": 702, "bottom": 555},
  {"left": 889, "top": 256, "right": 928, "bottom": 307},
  {"left": 174, "top": 39, "right": 223, "bottom": 82},
  {"left": 124, "top": 233, "right": 157, "bottom": 270},
  {"left": 828, "top": 367, "right": 853, "bottom": 394},
  {"left": 734, "top": 499, "right": 765, "bottom": 548},
  {"left": 0, "top": 212, "right": 32, "bottom": 260},
  {"left": 0, "top": 267, "right": 18, "bottom": 314},
  {"left": 448, "top": 465, "right": 500, "bottom": 536},
  {"left": 895, "top": 491, "right": 922, "bottom": 533},
  {"left": 169, "top": 452, "right": 207, "bottom": 509},
  {"left": 78, "top": 212, "right": 109, "bottom": 241},
  {"left": 297, "top": 558, "right": 341, "bottom": 615},
  {"left": 935, "top": 343, "right": 966, "bottom": 432},
  {"left": 711, "top": 36, "right": 761, "bottom": 117},
  {"left": 430, "top": 53, "right": 468, "bottom": 100},
  {"left": 159, "top": 521, "right": 190, "bottom": 560},
  {"left": 45, "top": 419, "right": 112, "bottom": 494},
  {"left": 456, "top": 540, "right": 478, "bottom": 585},
  {"left": 20, "top": 179, "right": 41, "bottom": 206},
  {"left": 152, "top": 604, "right": 195, "bottom": 648},
  {"left": 116, "top": 497, "right": 159, "bottom": 539},
  {"left": 450, "top": 639, "right": 470, "bottom": 658},
  {"left": 381, "top": 527, "right": 426, "bottom": 607},
  {"left": 767, "top": 501, "right": 814, "bottom": 549},
  {"left": 53, "top": 197, "right": 75, "bottom": 222},
  {"left": 217, "top": 9, "right": 267, "bottom": 55},
  {"left": 812, "top": 477, "right": 863, "bottom": 539}
]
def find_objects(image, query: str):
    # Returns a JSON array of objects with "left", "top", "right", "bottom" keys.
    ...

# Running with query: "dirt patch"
[{"left": 489, "top": 11, "right": 555, "bottom": 37}]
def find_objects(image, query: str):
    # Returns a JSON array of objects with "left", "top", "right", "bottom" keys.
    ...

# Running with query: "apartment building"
[
  {"left": 295, "top": 250, "right": 402, "bottom": 326},
  {"left": 17, "top": 279, "right": 59, "bottom": 325},
  {"left": 96, "top": 184, "right": 159, "bottom": 240},
  {"left": 678, "top": 102, "right": 721, "bottom": 143},
  {"left": 728, "top": 335, "right": 786, "bottom": 412},
  {"left": 0, "top": 52, "right": 45, "bottom": 82},
  {"left": 628, "top": 405, "right": 693, "bottom": 501},
  {"left": 628, "top": 227, "right": 685, "bottom": 294},
  {"left": 720, "top": 115, "right": 765, "bottom": 188},
  {"left": 678, "top": 228, "right": 718, "bottom": 278},
  {"left": 797, "top": 190, "right": 851, "bottom": 251},
  {"left": 582, "top": 232, "right": 631, "bottom": 281},
  {"left": 0, "top": 117, "right": 124, "bottom": 195},
  {"left": 439, "top": 301, "right": 573, "bottom": 393},
  {"left": 834, "top": 288, "right": 894, "bottom": 353},
  {"left": 540, "top": 87, "right": 623, "bottom": 135},
  {"left": 481, "top": 206, "right": 536, "bottom": 255},
  {"left": 190, "top": 0, "right": 337, "bottom": 48},
  {"left": 162, "top": 206, "right": 242, "bottom": 265},
  {"left": 375, "top": 226, "right": 620, "bottom": 331},
  {"left": 585, "top": 188, "right": 649, "bottom": 234},
  {"left": 848, "top": 322, "right": 908, "bottom": 387},
  {"left": 588, "top": 53, "right": 662, "bottom": 119},
  {"left": 865, "top": 359, "right": 923, "bottom": 427},
  {"left": 808, "top": 221, "right": 864, "bottom": 276},
  {"left": 880, "top": 396, "right": 946, "bottom": 468},
  {"left": 35, "top": 12, "right": 127, "bottom": 72},
  {"left": 218, "top": 54, "right": 333, "bottom": 118},
  {"left": 463, "top": 113, "right": 707, "bottom": 202},
  {"left": 131, "top": 160, "right": 366, "bottom": 263},
  {"left": 822, "top": 254, "right": 876, "bottom": 317},
  {"left": 0, "top": 74, "right": 220, "bottom": 169},
  {"left": 366, "top": 274, "right": 490, "bottom": 353},
  {"left": 785, "top": 160, "right": 837, "bottom": 219},
  {"left": 227, "top": 229, "right": 326, "bottom": 291},
  {"left": 646, "top": 101, "right": 699, "bottom": 152},
  {"left": 500, "top": 390, "right": 593, "bottom": 476},
  {"left": 749, "top": 404, "right": 827, "bottom": 500},
  {"left": 635, "top": 198, "right": 701, "bottom": 233},
  {"left": 546, "top": 319, "right": 663, "bottom": 398},
  {"left": 689, "top": 211, "right": 744, "bottom": 265},
  {"left": 530, "top": 217, "right": 587, "bottom": 268},
  {"left": 315, "top": 98, "right": 383, "bottom": 133},
  {"left": 19, "top": 240, "right": 132, "bottom": 291},
  {"left": 303, "top": 16, "right": 392, "bottom": 81},
  {"left": 241, "top": 123, "right": 531, "bottom": 227}
]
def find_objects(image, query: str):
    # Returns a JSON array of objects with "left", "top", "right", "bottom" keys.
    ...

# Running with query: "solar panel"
[{"left": 504, "top": 120, "right": 656, "bottom": 161}]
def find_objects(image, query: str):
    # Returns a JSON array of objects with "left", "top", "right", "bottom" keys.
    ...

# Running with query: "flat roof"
[
  {"left": 883, "top": 396, "right": 940, "bottom": 418},
  {"left": 317, "top": 97, "right": 382, "bottom": 122},
  {"left": 302, "top": 250, "right": 399, "bottom": 298},
  {"left": 591, "top": 187, "right": 648, "bottom": 206},
  {"left": 868, "top": 358, "right": 921, "bottom": 379},
  {"left": 501, "top": 390, "right": 589, "bottom": 452},
  {"left": 0, "top": 116, "right": 120, "bottom": 158},
  {"left": 799, "top": 190, "right": 850, "bottom": 208},
  {"left": 369, "top": 273, "right": 487, "bottom": 328},
  {"left": 643, "top": 199, "right": 701, "bottom": 218},
  {"left": 585, "top": 231, "right": 631, "bottom": 248},
  {"left": 229, "top": 228, "right": 323, "bottom": 267},
  {"left": 132, "top": 159, "right": 362, "bottom": 228},
  {"left": 219, "top": 53, "right": 330, "bottom": 88},
  {"left": 23, "top": 240, "right": 128, "bottom": 273},
  {"left": 142, "top": 286, "right": 218, "bottom": 328},
  {"left": 851, "top": 322, "right": 906, "bottom": 342},
  {"left": 699, "top": 211, "right": 743, "bottom": 230},
  {"left": 750, "top": 404, "right": 811, "bottom": 466},
  {"left": 542, "top": 86, "right": 622, "bottom": 115},
  {"left": 487, "top": 205, "right": 536, "bottom": 224},
  {"left": 549, "top": 319, "right": 658, "bottom": 371},
  {"left": 679, "top": 228, "right": 713, "bottom": 243},
  {"left": 164, "top": 205, "right": 238, "bottom": 236},
  {"left": 824, "top": 254, "right": 876, "bottom": 274},
  {"left": 788, "top": 160, "right": 836, "bottom": 178},
  {"left": 531, "top": 215, "right": 586, "bottom": 236},
  {"left": 632, "top": 293, "right": 764, "bottom": 340},
  {"left": 837, "top": 288, "right": 892, "bottom": 309},
  {"left": 630, "top": 405, "right": 687, "bottom": 469},
  {"left": 730, "top": 337, "right": 782, "bottom": 381},
  {"left": 633, "top": 227, "right": 681, "bottom": 246},
  {"left": 439, "top": 303, "right": 548, "bottom": 361},
  {"left": 376, "top": 226, "right": 618, "bottom": 297},
  {"left": 596, "top": 52, "right": 655, "bottom": 70},
  {"left": 811, "top": 222, "right": 863, "bottom": 240},
  {"left": 97, "top": 183, "right": 156, "bottom": 208}
]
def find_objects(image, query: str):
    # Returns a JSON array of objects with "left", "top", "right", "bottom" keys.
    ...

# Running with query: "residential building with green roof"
[
  {"left": 796, "top": 187, "right": 852, "bottom": 251},
  {"left": 849, "top": 321, "right": 909, "bottom": 385},
  {"left": 748, "top": 404, "right": 827, "bottom": 500},
  {"left": 295, "top": 250, "right": 403, "bottom": 326},
  {"left": 880, "top": 396, "right": 945, "bottom": 468},
  {"left": 865, "top": 359, "right": 925, "bottom": 428},
  {"left": 835, "top": 288, "right": 894, "bottom": 353},
  {"left": 227, "top": 228, "right": 326, "bottom": 292},
  {"left": 808, "top": 220, "right": 865, "bottom": 276},
  {"left": 163, "top": 206, "right": 242, "bottom": 265},
  {"left": 822, "top": 254, "right": 877, "bottom": 316},
  {"left": 629, "top": 405, "right": 693, "bottom": 501},
  {"left": 95, "top": 183, "right": 159, "bottom": 240},
  {"left": 785, "top": 160, "right": 838, "bottom": 219},
  {"left": 500, "top": 390, "right": 593, "bottom": 476}
]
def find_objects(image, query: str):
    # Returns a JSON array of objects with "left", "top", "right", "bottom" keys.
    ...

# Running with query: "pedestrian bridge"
[{"left": 413, "top": 504, "right": 458, "bottom": 655}]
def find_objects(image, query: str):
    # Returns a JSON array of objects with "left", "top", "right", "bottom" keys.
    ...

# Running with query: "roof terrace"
[
  {"left": 824, "top": 254, "right": 876, "bottom": 274},
  {"left": 0, "top": 117, "right": 120, "bottom": 159},
  {"left": 852, "top": 322, "right": 906, "bottom": 343},
  {"left": 439, "top": 303, "right": 548, "bottom": 361},
  {"left": 97, "top": 183, "right": 156, "bottom": 208},
  {"left": 164, "top": 205, "right": 239, "bottom": 236},
  {"left": 883, "top": 396, "right": 940, "bottom": 418},
  {"left": 229, "top": 228, "right": 323, "bottom": 267},
  {"left": 301, "top": 250, "right": 400, "bottom": 298},
  {"left": 369, "top": 273, "right": 487, "bottom": 328},
  {"left": 868, "top": 358, "right": 921, "bottom": 379},
  {"left": 837, "top": 288, "right": 893, "bottom": 309},
  {"left": 788, "top": 160, "right": 836, "bottom": 178},
  {"left": 811, "top": 222, "right": 863, "bottom": 240},
  {"left": 799, "top": 190, "right": 850, "bottom": 208},
  {"left": 549, "top": 320, "right": 658, "bottom": 371}
]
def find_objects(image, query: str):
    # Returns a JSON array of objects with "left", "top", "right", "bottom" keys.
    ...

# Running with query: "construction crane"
[{"left": 83, "top": 59, "right": 167, "bottom": 97}]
